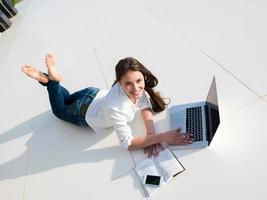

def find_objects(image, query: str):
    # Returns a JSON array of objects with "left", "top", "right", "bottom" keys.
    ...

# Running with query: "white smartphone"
[{"left": 143, "top": 175, "right": 162, "bottom": 186}]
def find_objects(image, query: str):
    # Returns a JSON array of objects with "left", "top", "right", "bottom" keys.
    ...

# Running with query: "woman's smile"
[{"left": 120, "top": 70, "right": 145, "bottom": 103}]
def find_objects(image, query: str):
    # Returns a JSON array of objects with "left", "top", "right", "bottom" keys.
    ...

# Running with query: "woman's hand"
[
  {"left": 144, "top": 130, "right": 162, "bottom": 158},
  {"left": 163, "top": 128, "right": 193, "bottom": 145},
  {"left": 144, "top": 143, "right": 163, "bottom": 158}
]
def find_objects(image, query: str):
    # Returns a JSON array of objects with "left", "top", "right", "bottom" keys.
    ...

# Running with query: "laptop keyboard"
[{"left": 186, "top": 106, "right": 203, "bottom": 141}]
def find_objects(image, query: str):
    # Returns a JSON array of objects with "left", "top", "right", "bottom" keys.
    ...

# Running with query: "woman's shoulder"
[
  {"left": 104, "top": 83, "right": 130, "bottom": 109},
  {"left": 137, "top": 90, "right": 152, "bottom": 109}
]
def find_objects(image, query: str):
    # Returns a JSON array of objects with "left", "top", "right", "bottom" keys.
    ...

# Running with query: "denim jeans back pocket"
[{"left": 68, "top": 100, "right": 81, "bottom": 116}]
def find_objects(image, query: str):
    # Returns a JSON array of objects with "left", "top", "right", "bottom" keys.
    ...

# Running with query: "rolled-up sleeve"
[
  {"left": 139, "top": 91, "right": 152, "bottom": 110},
  {"left": 108, "top": 109, "right": 133, "bottom": 150}
]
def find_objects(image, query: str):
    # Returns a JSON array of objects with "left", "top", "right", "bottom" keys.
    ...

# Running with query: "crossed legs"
[{"left": 21, "top": 54, "right": 78, "bottom": 123}]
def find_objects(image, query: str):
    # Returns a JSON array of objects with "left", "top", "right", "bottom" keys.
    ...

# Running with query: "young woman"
[{"left": 22, "top": 54, "right": 193, "bottom": 157}]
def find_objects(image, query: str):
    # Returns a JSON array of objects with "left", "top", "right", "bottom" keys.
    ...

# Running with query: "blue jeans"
[{"left": 45, "top": 80, "right": 100, "bottom": 126}]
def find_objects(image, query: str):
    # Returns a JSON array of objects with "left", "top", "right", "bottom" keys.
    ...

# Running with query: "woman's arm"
[
  {"left": 128, "top": 129, "right": 192, "bottom": 150},
  {"left": 139, "top": 108, "right": 161, "bottom": 157},
  {"left": 140, "top": 108, "right": 156, "bottom": 135},
  {"left": 128, "top": 107, "right": 159, "bottom": 151},
  {"left": 128, "top": 108, "right": 193, "bottom": 152},
  {"left": 128, "top": 134, "right": 162, "bottom": 150}
]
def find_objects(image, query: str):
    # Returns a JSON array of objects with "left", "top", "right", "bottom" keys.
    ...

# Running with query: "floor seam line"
[
  {"left": 86, "top": 27, "right": 109, "bottom": 90},
  {"left": 134, "top": 1, "right": 262, "bottom": 99}
]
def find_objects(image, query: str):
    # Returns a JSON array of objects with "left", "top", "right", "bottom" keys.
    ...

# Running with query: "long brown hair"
[{"left": 112, "top": 57, "right": 169, "bottom": 113}]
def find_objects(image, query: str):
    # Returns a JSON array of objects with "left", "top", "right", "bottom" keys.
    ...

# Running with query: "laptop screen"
[
  {"left": 206, "top": 77, "right": 219, "bottom": 106},
  {"left": 205, "top": 77, "right": 220, "bottom": 144}
]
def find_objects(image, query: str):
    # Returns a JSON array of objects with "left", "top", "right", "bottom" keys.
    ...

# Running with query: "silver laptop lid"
[
  {"left": 206, "top": 76, "right": 219, "bottom": 106},
  {"left": 205, "top": 76, "right": 220, "bottom": 144}
]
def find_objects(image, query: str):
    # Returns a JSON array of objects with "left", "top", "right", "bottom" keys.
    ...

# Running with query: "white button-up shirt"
[{"left": 85, "top": 82, "right": 152, "bottom": 150}]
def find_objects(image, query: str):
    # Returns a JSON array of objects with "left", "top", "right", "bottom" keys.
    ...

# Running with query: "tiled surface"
[
  {"left": 1, "top": 0, "right": 266, "bottom": 199},
  {"left": 24, "top": 126, "right": 133, "bottom": 200},
  {"left": 135, "top": 0, "right": 267, "bottom": 96},
  {"left": 79, "top": 170, "right": 146, "bottom": 200},
  {"left": 96, "top": 8, "right": 259, "bottom": 120}
]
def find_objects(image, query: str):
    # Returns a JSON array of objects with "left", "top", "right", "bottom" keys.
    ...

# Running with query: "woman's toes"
[
  {"left": 21, "top": 65, "right": 30, "bottom": 72},
  {"left": 21, "top": 65, "right": 48, "bottom": 83},
  {"left": 45, "top": 53, "right": 56, "bottom": 67},
  {"left": 45, "top": 54, "right": 61, "bottom": 82}
]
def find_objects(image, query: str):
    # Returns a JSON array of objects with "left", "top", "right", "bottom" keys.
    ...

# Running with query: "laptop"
[{"left": 169, "top": 76, "right": 220, "bottom": 150}]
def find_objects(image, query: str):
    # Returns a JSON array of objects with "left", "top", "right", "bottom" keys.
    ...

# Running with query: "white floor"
[{"left": 1, "top": 0, "right": 267, "bottom": 199}]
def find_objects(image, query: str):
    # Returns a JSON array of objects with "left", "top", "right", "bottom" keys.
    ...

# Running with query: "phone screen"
[{"left": 145, "top": 175, "right": 161, "bottom": 185}]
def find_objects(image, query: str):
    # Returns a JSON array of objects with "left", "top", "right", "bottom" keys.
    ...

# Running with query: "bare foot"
[
  {"left": 21, "top": 65, "right": 49, "bottom": 84},
  {"left": 45, "top": 54, "right": 62, "bottom": 82}
]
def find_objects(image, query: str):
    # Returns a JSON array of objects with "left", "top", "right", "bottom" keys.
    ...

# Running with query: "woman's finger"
[
  {"left": 144, "top": 147, "right": 148, "bottom": 154},
  {"left": 148, "top": 148, "right": 153, "bottom": 157},
  {"left": 184, "top": 132, "right": 193, "bottom": 138},
  {"left": 176, "top": 127, "right": 181, "bottom": 132}
]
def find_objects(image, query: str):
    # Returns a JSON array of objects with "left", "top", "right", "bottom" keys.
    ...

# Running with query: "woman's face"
[{"left": 119, "top": 70, "right": 145, "bottom": 103}]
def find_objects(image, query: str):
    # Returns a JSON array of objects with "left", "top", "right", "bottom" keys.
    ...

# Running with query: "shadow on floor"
[{"left": 0, "top": 110, "right": 133, "bottom": 181}]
